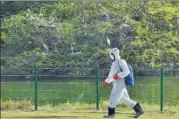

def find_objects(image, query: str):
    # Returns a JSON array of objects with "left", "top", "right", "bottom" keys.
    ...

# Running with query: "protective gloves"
[
  {"left": 103, "top": 82, "right": 109, "bottom": 88},
  {"left": 113, "top": 74, "right": 121, "bottom": 80}
]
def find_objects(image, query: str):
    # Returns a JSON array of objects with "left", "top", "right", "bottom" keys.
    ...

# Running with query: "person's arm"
[{"left": 104, "top": 63, "right": 115, "bottom": 84}]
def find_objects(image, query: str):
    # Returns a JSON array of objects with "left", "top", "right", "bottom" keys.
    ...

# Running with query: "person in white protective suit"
[{"left": 103, "top": 48, "right": 144, "bottom": 118}]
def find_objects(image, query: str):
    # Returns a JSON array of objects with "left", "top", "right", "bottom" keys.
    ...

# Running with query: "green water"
[{"left": 1, "top": 77, "right": 179, "bottom": 106}]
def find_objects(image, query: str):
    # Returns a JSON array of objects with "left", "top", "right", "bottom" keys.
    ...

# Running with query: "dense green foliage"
[{"left": 1, "top": 1, "right": 179, "bottom": 73}]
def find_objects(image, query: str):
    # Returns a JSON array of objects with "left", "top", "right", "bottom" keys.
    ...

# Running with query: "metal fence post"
[
  {"left": 34, "top": 65, "right": 38, "bottom": 110},
  {"left": 160, "top": 66, "right": 164, "bottom": 111},
  {"left": 96, "top": 64, "right": 99, "bottom": 110}
]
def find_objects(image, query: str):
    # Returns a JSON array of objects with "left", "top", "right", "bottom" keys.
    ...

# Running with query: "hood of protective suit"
[{"left": 109, "top": 48, "right": 121, "bottom": 61}]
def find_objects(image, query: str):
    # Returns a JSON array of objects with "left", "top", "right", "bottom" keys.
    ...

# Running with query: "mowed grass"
[
  {"left": 1, "top": 101, "right": 179, "bottom": 119},
  {"left": 1, "top": 110, "right": 179, "bottom": 119}
]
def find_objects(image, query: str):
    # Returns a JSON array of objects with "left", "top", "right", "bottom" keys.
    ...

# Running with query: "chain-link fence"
[
  {"left": 163, "top": 69, "right": 179, "bottom": 106},
  {"left": 1, "top": 67, "right": 179, "bottom": 110}
]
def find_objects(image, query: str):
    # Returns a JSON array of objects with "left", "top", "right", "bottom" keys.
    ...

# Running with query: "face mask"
[{"left": 110, "top": 53, "right": 115, "bottom": 61}]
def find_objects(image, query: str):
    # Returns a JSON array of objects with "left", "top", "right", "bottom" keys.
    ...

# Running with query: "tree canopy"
[{"left": 1, "top": 1, "right": 179, "bottom": 74}]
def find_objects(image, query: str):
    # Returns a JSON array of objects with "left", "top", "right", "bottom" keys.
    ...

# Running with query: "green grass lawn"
[
  {"left": 1, "top": 101, "right": 179, "bottom": 119},
  {"left": 2, "top": 110, "right": 179, "bottom": 119}
]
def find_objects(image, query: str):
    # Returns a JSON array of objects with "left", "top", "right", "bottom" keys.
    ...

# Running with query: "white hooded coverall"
[{"left": 105, "top": 48, "right": 137, "bottom": 109}]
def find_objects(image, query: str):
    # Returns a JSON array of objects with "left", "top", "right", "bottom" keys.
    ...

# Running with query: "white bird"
[
  {"left": 77, "top": 14, "right": 81, "bottom": 18},
  {"left": 42, "top": 52, "right": 46, "bottom": 56},
  {"left": 106, "top": 36, "right": 111, "bottom": 46},
  {"left": 84, "top": 22, "right": 87, "bottom": 28},
  {"left": 120, "top": 23, "right": 130, "bottom": 29},
  {"left": 82, "top": 17, "right": 85, "bottom": 23},
  {"left": 40, "top": 39, "right": 49, "bottom": 52},
  {"left": 105, "top": 12, "right": 110, "bottom": 20},
  {"left": 98, "top": 2, "right": 102, "bottom": 8},
  {"left": 75, "top": 52, "right": 81, "bottom": 55},
  {"left": 42, "top": 43, "right": 49, "bottom": 52},
  {"left": 71, "top": 45, "right": 75, "bottom": 56}
]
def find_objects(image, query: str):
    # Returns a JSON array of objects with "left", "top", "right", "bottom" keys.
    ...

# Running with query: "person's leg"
[
  {"left": 108, "top": 89, "right": 123, "bottom": 108},
  {"left": 122, "top": 88, "right": 137, "bottom": 108},
  {"left": 104, "top": 84, "right": 124, "bottom": 118},
  {"left": 121, "top": 88, "right": 144, "bottom": 118}
]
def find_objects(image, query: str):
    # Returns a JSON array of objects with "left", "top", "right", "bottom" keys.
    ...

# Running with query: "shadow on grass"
[
  {"left": 75, "top": 111, "right": 135, "bottom": 115},
  {"left": 4, "top": 116, "right": 85, "bottom": 118}
]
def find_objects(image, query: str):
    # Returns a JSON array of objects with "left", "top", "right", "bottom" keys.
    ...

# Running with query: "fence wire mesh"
[{"left": 1, "top": 67, "right": 179, "bottom": 109}]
